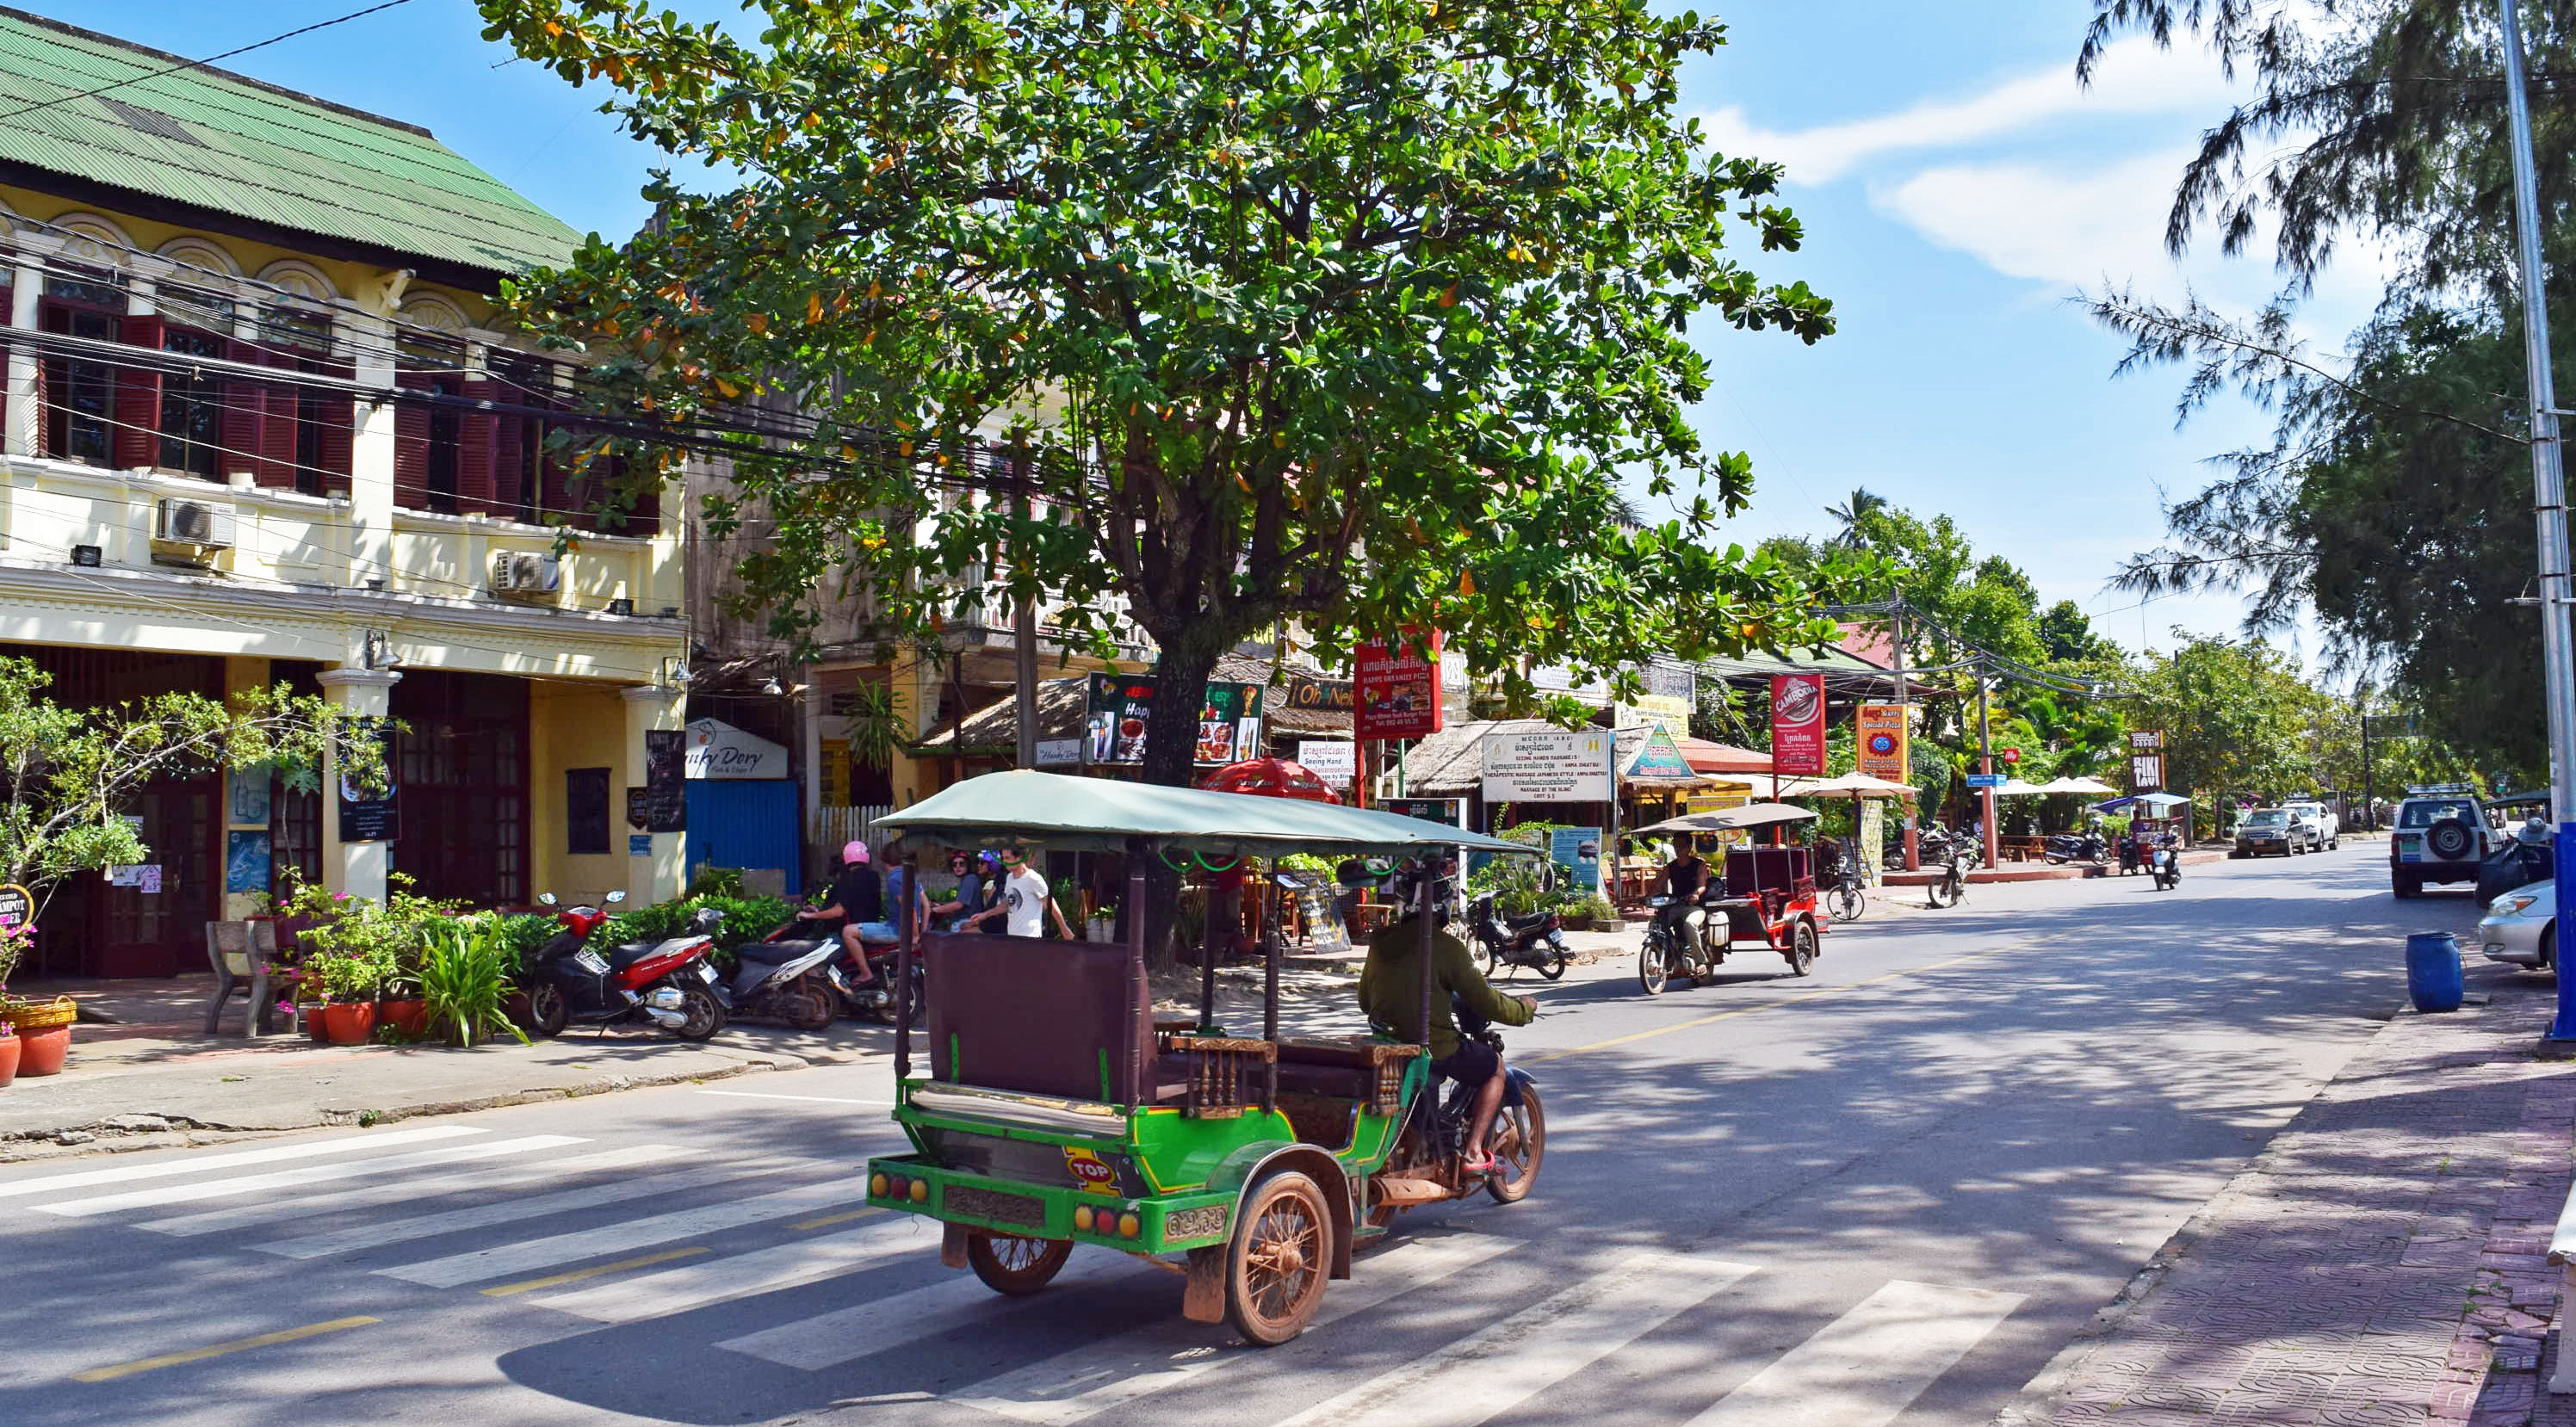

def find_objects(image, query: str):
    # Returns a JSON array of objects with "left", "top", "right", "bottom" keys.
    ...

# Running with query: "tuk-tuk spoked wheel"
[
  {"left": 967, "top": 1232, "right": 1072, "bottom": 1295},
  {"left": 1219, "top": 1170, "right": 1333, "bottom": 1345},
  {"left": 1484, "top": 1086, "right": 1546, "bottom": 1204},
  {"left": 1784, "top": 919, "right": 1817, "bottom": 977}
]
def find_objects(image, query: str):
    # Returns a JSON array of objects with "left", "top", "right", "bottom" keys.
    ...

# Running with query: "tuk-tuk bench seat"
[{"left": 1278, "top": 1038, "right": 1419, "bottom": 1117}]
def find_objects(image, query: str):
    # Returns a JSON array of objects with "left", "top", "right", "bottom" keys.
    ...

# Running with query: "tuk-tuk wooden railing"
[{"left": 1161, "top": 1033, "right": 1277, "bottom": 1119}]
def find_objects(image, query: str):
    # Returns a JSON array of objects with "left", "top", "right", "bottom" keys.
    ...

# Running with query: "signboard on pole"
[
  {"left": 1855, "top": 704, "right": 1909, "bottom": 781},
  {"left": 1382, "top": 797, "right": 1461, "bottom": 826},
  {"left": 1549, "top": 827, "right": 1603, "bottom": 892},
  {"left": 1769, "top": 674, "right": 1827, "bottom": 777},
  {"left": 1966, "top": 773, "right": 2008, "bottom": 790},
  {"left": 1354, "top": 630, "right": 1444, "bottom": 740},
  {"left": 1624, "top": 726, "right": 1695, "bottom": 780},
  {"left": 1296, "top": 740, "right": 1356, "bottom": 784},
  {"left": 1084, "top": 674, "right": 1266, "bottom": 766},
  {"left": 1482, "top": 728, "right": 1613, "bottom": 802},
  {"left": 2128, "top": 729, "right": 2167, "bottom": 793}
]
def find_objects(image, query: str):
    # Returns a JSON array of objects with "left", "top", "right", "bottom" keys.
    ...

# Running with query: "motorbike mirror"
[
  {"left": 537, "top": 892, "right": 558, "bottom": 907},
  {"left": 606, "top": 890, "right": 628, "bottom": 905}
]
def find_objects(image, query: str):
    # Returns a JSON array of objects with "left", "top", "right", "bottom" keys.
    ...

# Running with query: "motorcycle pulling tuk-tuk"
[
  {"left": 1633, "top": 802, "right": 1828, "bottom": 994},
  {"left": 859, "top": 771, "right": 1546, "bottom": 1346}
]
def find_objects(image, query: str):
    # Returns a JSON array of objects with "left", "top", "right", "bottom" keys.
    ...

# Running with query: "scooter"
[
  {"left": 1365, "top": 993, "right": 1545, "bottom": 1226},
  {"left": 1467, "top": 890, "right": 1569, "bottom": 980},
  {"left": 725, "top": 920, "right": 842, "bottom": 1030},
  {"left": 2150, "top": 840, "right": 2183, "bottom": 891},
  {"left": 520, "top": 891, "right": 728, "bottom": 1041},
  {"left": 2044, "top": 832, "right": 2108, "bottom": 866},
  {"left": 823, "top": 926, "right": 923, "bottom": 1023}
]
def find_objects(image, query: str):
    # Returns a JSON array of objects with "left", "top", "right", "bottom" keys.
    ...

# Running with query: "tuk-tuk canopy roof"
[
  {"left": 873, "top": 769, "right": 1541, "bottom": 859},
  {"left": 1631, "top": 802, "right": 1820, "bottom": 835}
]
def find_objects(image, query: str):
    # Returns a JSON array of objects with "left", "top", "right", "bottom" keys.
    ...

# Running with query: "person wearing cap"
[
  {"left": 968, "top": 843, "right": 1074, "bottom": 939},
  {"left": 799, "top": 840, "right": 886, "bottom": 980},
  {"left": 933, "top": 849, "right": 996, "bottom": 932}
]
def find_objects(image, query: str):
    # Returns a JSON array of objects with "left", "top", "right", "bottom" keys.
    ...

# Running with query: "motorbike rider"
[
  {"left": 798, "top": 840, "right": 885, "bottom": 984},
  {"left": 1358, "top": 860, "right": 1535, "bottom": 1174},
  {"left": 933, "top": 849, "right": 997, "bottom": 932},
  {"left": 1662, "top": 837, "right": 1715, "bottom": 948}
]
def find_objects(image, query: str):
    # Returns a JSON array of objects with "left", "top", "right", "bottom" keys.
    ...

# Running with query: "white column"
[
  {"left": 340, "top": 311, "right": 396, "bottom": 588},
  {"left": 5, "top": 247, "right": 39, "bottom": 457},
  {"left": 622, "top": 683, "right": 687, "bottom": 904},
  {"left": 316, "top": 665, "right": 401, "bottom": 902}
]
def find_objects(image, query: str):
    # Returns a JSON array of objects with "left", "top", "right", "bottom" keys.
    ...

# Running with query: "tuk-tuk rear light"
[
  {"left": 1118, "top": 1211, "right": 1142, "bottom": 1238},
  {"left": 869, "top": 1172, "right": 889, "bottom": 1197},
  {"left": 1073, "top": 1205, "right": 1095, "bottom": 1232},
  {"left": 908, "top": 1178, "right": 930, "bottom": 1203}
]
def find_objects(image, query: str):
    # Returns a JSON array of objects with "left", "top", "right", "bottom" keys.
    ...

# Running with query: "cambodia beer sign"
[
  {"left": 1855, "top": 703, "right": 1909, "bottom": 781},
  {"left": 1354, "top": 630, "right": 1443, "bottom": 740},
  {"left": 1769, "top": 674, "right": 1826, "bottom": 777}
]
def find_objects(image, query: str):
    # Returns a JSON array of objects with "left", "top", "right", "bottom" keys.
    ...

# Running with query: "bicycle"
[{"left": 1826, "top": 859, "right": 1869, "bottom": 923}]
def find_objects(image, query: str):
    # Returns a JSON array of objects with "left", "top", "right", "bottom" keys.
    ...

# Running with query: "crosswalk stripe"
[
  {"left": 0, "top": 1125, "right": 484, "bottom": 1201},
  {"left": 378, "top": 1174, "right": 864, "bottom": 1288},
  {"left": 1271, "top": 1251, "right": 1760, "bottom": 1427},
  {"left": 482, "top": 1247, "right": 710, "bottom": 1298},
  {"left": 1681, "top": 1280, "right": 2023, "bottom": 1427},
  {"left": 721, "top": 1251, "right": 1137, "bottom": 1370},
  {"left": 34, "top": 1135, "right": 586, "bottom": 1217},
  {"left": 529, "top": 1218, "right": 936, "bottom": 1322},
  {"left": 263, "top": 1156, "right": 800, "bottom": 1262},
  {"left": 951, "top": 1232, "right": 1514, "bottom": 1425},
  {"left": 139, "top": 1144, "right": 688, "bottom": 1239}
]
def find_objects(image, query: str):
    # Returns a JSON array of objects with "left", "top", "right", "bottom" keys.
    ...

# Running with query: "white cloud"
[
  {"left": 1699, "top": 35, "right": 2236, "bottom": 183},
  {"left": 1876, "top": 151, "right": 2184, "bottom": 290}
]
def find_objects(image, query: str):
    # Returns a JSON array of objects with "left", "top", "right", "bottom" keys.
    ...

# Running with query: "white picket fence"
[{"left": 810, "top": 804, "right": 895, "bottom": 856}]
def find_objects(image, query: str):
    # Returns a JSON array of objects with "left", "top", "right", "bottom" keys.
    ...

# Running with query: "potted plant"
[
  {"left": 3, "top": 991, "right": 76, "bottom": 1075},
  {"left": 419, "top": 916, "right": 529, "bottom": 1049}
]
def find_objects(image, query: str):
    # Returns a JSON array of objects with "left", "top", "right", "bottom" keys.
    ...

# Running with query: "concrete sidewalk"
[
  {"left": 2001, "top": 953, "right": 2576, "bottom": 1426},
  {"left": 0, "top": 971, "right": 879, "bottom": 1161}
]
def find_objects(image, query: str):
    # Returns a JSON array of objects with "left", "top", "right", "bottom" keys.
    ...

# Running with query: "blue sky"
[{"left": 58, "top": 1, "right": 2378, "bottom": 658}]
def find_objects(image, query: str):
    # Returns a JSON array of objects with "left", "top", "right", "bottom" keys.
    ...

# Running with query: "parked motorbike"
[
  {"left": 520, "top": 891, "right": 728, "bottom": 1041},
  {"left": 2044, "top": 832, "right": 2108, "bottom": 866},
  {"left": 724, "top": 920, "right": 841, "bottom": 1030},
  {"left": 1468, "top": 890, "right": 1568, "bottom": 980},
  {"left": 2117, "top": 835, "right": 2146, "bottom": 875}
]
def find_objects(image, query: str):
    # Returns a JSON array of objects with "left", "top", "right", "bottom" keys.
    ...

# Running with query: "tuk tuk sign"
[
  {"left": 1483, "top": 728, "right": 1613, "bottom": 802},
  {"left": 1856, "top": 704, "right": 1909, "bottom": 780},
  {"left": 1354, "top": 630, "right": 1443, "bottom": 740},
  {"left": 1769, "top": 674, "right": 1826, "bottom": 777}
]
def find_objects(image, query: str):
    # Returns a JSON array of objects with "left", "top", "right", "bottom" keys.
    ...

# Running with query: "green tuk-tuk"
[{"left": 861, "top": 770, "right": 1545, "bottom": 1344}]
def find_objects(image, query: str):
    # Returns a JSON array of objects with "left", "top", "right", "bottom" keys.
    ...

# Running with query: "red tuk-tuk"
[{"left": 1632, "top": 802, "right": 1826, "bottom": 993}]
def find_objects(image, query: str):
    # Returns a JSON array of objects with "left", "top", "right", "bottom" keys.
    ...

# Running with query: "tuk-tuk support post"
[
  {"left": 1262, "top": 857, "right": 1280, "bottom": 1114},
  {"left": 894, "top": 843, "right": 915, "bottom": 1082},
  {"left": 1126, "top": 837, "right": 1149, "bottom": 1113},
  {"left": 1416, "top": 860, "right": 1436, "bottom": 1051}
]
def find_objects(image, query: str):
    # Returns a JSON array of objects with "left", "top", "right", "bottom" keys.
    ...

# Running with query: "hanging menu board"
[{"left": 1279, "top": 873, "right": 1351, "bottom": 954}]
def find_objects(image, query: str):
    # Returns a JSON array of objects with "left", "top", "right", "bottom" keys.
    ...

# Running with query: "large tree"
[{"left": 477, "top": 0, "right": 1849, "bottom": 790}]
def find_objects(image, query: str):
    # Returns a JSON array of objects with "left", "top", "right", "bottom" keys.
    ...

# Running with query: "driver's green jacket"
[{"left": 1358, "top": 917, "right": 1533, "bottom": 1059}]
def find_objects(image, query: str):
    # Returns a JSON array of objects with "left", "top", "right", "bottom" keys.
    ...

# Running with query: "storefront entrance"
[{"left": 390, "top": 669, "right": 531, "bottom": 908}]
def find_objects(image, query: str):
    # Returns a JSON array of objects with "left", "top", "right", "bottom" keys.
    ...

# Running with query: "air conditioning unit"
[
  {"left": 154, "top": 498, "right": 237, "bottom": 549},
  {"left": 490, "top": 550, "right": 562, "bottom": 600}
]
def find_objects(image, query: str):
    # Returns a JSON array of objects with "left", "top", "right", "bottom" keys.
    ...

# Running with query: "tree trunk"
[{"left": 1133, "top": 635, "right": 1226, "bottom": 972}]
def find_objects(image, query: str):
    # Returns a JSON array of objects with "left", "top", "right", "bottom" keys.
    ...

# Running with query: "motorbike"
[
  {"left": 519, "top": 891, "right": 728, "bottom": 1041},
  {"left": 2044, "top": 832, "right": 2108, "bottom": 866},
  {"left": 723, "top": 919, "right": 843, "bottom": 1029},
  {"left": 821, "top": 924, "right": 926, "bottom": 1023},
  {"left": 2149, "top": 839, "right": 2182, "bottom": 891},
  {"left": 1467, "top": 890, "right": 1568, "bottom": 980},
  {"left": 1367, "top": 992, "right": 1544, "bottom": 1226}
]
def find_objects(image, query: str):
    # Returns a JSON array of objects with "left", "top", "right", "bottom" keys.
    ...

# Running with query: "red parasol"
[{"left": 1197, "top": 757, "right": 1345, "bottom": 804}]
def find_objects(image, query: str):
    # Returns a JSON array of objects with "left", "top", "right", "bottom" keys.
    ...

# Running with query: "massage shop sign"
[{"left": 1483, "top": 728, "right": 1613, "bottom": 803}]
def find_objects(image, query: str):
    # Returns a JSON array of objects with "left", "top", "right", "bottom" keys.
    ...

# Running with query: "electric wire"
[{"left": 0, "top": 3, "right": 419, "bottom": 128}]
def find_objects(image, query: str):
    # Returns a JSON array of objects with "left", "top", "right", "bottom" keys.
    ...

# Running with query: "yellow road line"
[
  {"left": 480, "top": 1246, "right": 708, "bottom": 1297},
  {"left": 74, "top": 1315, "right": 379, "bottom": 1383},
  {"left": 1525, "top": 938, "right": 2040, "bottom": 1065},
  {"left": 791, "top": 1207, "right": 882, "bottom": 1232}
]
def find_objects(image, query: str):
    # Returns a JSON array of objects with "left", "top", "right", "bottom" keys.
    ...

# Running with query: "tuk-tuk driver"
[{"left": 1358, "top": 858, "right": 1535, "bottom": 1174}]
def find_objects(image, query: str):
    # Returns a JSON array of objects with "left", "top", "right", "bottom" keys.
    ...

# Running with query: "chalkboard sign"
[
  {"left": 1283, "top": 874, "right": 1351, "bottom": 954},
  {"left": 644, "top": 729, "right": 687, "bottom": 833}
]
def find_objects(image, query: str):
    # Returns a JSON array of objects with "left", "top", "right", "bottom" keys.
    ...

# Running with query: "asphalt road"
[{"left": 0, "top": 844, "right": 2488, "bottom": 1427}]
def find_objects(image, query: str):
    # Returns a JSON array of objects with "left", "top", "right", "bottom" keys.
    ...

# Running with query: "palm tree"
[{"left": 1825, "top": 487, "right": 1887, "bottom": 548}]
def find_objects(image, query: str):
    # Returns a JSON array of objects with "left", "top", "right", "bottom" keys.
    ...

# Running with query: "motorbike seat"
[
  {"left": 607, "top": 936, "right": 699, "bottom": 971},
  {"left": 739, "top": 939, "right": 823, "bottom": 965}
]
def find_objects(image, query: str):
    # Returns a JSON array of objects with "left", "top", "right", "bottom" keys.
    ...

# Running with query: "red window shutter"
[
  {"left": 316, "top": 361, "right": 354, "bottom": 497},
  {"left": 111, "top": 314, "right": 164, "bottom": 470},
  {"left": 457, "top": 378, "right": 498, "bottom": 515},
  {"left": 393, "top": 370, "right": 430, "bottom": 508},
  {"left": 220, "top": 339, "right": 266, "bottom": 485},
  {"left": 622, "top": 456, "right": 659, "bottom": 536},
  {"left": 492, "top": 412, "right": 525, "bottom": 520},
  {"left": 259, "top": 350, "right": 299, "bottom": 489}
]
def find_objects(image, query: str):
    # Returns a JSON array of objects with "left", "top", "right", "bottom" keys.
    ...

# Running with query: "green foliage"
[
  {"left": 684, "top": 865, "right": 746, "bottom": 899},
  {"left": 0, "top": 657, "right": 385, "bottom": 917},
  {"left": 419, "top": 915, "right": 530, "bottom": 1049},
  {"left": 599, "top": 894, "right": 799, "bottom": 955},
  {"left": 496, "top": 912, "right": 559, "bottom": 975},
  {"left": 2128, "top": 634, "right": 2330, "bottom": 807},
  {"left": 476, "top": 0, "right": 1862, "bottom": 789},
  {"left": 275, "top": 876, "right": 467, "bottom": 1004},
  {"left": 1467, "top": 853, "right": 1557, "bottom": 917}
]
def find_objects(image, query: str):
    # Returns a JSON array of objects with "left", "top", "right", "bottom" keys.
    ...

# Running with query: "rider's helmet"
[{"left": 1386, "top": 859, "right": 1453, "bottom": 917}]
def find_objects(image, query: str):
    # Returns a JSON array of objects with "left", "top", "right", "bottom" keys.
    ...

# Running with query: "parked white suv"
[
  {"left": 2391, "top": 788, "right": 2497, "bottom": 898},
  {"left": 2282, "top": 800, "right": 2339, "bottom": 850}
]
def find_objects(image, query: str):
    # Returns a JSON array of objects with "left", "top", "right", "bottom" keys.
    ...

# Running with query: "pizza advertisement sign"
[
  {"left": 1354, "top": 629, "right": 1444, "bottom": 741},
  {"left": 1769, "top": 674, "right": 1827, "bottom": 777},
  {"left": 1855, "top": 703, "right": 1908, "bottom": 781}
]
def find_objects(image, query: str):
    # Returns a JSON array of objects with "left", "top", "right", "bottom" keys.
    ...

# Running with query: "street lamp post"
[{"left": 2496, "top": 0, "right": 2576, "bottom": 1047}]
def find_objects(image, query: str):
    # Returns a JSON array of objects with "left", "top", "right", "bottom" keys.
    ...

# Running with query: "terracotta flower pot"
[
  {"left": 376, "top": 999, "right": 430, "bottom": 1038},
  {"left": 0, "top": 1032, "right": 18, "bottom": 1088},
  {"left": 317, "top": 1002, "right": 378, "bottom": 1046},
  {"left": 15, "top": 1025, "right": 68, "bottom": 1077}
]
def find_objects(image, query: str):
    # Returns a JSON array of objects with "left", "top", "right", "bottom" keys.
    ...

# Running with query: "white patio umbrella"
[
  {"left": 1992, "top": 777, "right": 2050, "bottom": 797},
  {"left": 2033, "top": 775, "right": 2120, "bottom": 795},
  {"left": 1774, "top": 771, "right": 1917, "bottom": 799}
]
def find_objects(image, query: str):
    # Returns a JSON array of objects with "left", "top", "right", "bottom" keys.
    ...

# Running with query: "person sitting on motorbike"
[
  {"left": 933, "top": 849, "right": 997, "bottom": 932},
  {"left": 1359, "top": 862, "right": 1534, "bottom": 1174},
  {"left": 1662, "top": 838, "right": 1717, "bottom": 946},
  {"left": 799, "top": 840, "right": 888, "bottom": 983}
]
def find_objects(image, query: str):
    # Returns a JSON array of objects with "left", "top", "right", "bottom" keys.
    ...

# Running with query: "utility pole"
[
  {"left": 2499, "top": 0, "right": 2576, "bottom": 1048},
  {"left": 2360, "top": 704, "right": 2375, "bottom": 833},
  {"left": 1977, "top": 667, "right": 1999, "bottom": 868},
  {"left": 1893, "top": 600, "right": 1918, "bottom": 871}
]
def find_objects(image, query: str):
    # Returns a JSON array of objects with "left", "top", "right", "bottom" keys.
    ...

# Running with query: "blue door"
[{"left": 684, "top": 779, "right": 802, "bottom": 896}]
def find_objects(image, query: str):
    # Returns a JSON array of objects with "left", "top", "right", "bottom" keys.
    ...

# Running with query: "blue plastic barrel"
[{"left": 2406, "top": 931, "right": 2465, "bottom": 1013}]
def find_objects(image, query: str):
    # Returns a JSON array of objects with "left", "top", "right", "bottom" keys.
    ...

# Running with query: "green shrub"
[
  {"left": 419, "top": 915, "right": 529, "bottom": 1049},
  {"left": 686, "top": 865, "right": 746, "bottom": 899}
]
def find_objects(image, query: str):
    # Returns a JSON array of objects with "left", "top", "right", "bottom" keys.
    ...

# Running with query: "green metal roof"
[{"left": 0, "top": 9, "right": 581, "bottom": 277}]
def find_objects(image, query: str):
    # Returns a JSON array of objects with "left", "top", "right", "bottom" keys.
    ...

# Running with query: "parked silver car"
[{"left": 2478, "top": 880, "right": 2556, "bottom": 972}]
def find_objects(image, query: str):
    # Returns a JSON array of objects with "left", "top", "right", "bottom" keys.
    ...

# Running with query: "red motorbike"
[{"left": 519, "top": 890, "right": 728, "bottom": 1041}]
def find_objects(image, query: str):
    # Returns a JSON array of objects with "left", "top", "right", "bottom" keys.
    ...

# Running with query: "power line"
[{"left": 0, "top": 3, "right": 417, "bottom": 128}]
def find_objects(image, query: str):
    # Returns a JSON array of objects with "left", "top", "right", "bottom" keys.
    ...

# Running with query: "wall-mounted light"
[
  {"left": 606, "top": 597, "right": 635, "bottom": 616},
  {"left": 69, "top": 545, "right": 102, "bottom": 567},
  {"left": 659, "top": 606, "right": 679, "bottom": 619},
  {"left": 362, "top": 629, "right": 401, "bottom": 671}
]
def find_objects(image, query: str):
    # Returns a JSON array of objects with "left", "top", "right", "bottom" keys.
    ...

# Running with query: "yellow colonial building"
[{"left": 0, "top": 9, "right": 688, "bottom": 976}]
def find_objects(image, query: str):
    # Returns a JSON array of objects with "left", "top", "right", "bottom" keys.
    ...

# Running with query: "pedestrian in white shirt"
[{"left": 969, "top": 843, "right": 1074, "bottom": 939}]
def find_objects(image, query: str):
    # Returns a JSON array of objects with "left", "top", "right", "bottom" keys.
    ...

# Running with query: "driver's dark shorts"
[{"left": 1433, "top": 1037, "right": 1500, "bottom": 1086}]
